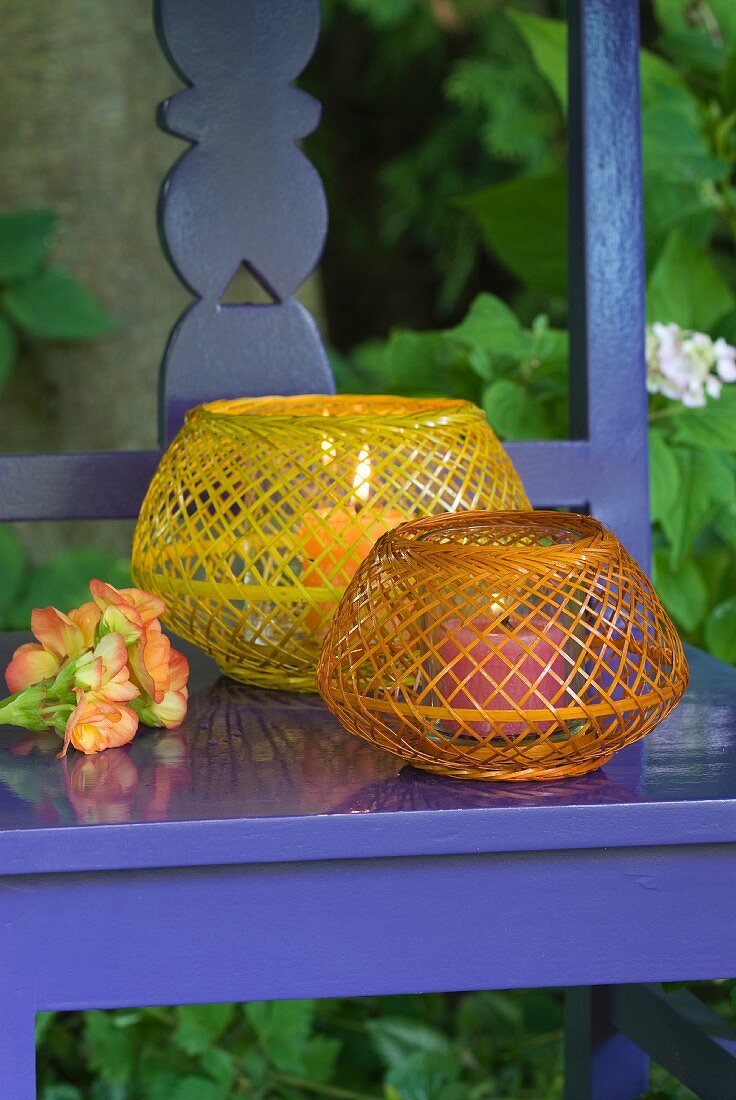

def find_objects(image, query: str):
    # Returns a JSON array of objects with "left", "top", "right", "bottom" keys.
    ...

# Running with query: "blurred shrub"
[
  {"left": 0, "top": 527, "right": 129, "bottom": 630},
  {"left": 0, "top": 209, "right": 113, "bottom": 389},
  {"left": 321, "top": 0, "right": 736, "bottom": 660}
]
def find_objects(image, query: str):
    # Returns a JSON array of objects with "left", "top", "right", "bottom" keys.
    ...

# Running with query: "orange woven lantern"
[
  {"left": 131, "top": 395, "right": 529, "bottom": 691},
  {"left": 317, "top": 511, "right": 689, "bottom": 781}
]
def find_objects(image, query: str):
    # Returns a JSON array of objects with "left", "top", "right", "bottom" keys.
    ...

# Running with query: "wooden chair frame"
[{"left": 1, "top": 3, "right": 736, "bottom": 1097}]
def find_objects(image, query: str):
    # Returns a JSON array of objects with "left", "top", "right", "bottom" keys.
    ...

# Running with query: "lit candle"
[
  {"left": 434, "top": 612, "right": 569, "bottom": 738},
  {"left": 301, "top": 444, "right": 404, "bottom": 634}
]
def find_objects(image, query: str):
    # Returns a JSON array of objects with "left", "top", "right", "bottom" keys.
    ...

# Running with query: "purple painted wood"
[
  {"left": 3, "top": 845, "right": 736, "bottom": 1005},
  {"left": 566, "top": 2, "right": 651, "bottom": 1087},
  {"left": 155, "top": 0, "right": 334, "bottom": 442},
  {"left": 0, "top": 639, "right": 735, "bottom": 876},
  {"left": 0, "top": 452, "right": 160, "bottom": 522},
  {"left": 0, "top": 1, "right": 714, "bottom": 1096},
  {"left": 568, "top": 0, "right": 649, "bottom": 568},
  {"left": 0, "top": 442, "right": 589, "bottom": 522}
]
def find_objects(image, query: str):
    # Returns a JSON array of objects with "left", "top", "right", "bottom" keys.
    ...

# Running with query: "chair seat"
[{"left": 1, "top": 633, "right": 734, "bottom": 877}]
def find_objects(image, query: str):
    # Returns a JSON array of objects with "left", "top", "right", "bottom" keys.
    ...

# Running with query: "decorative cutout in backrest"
[{"left": 155, "top": 0, "right": 334, "bottom": 442}]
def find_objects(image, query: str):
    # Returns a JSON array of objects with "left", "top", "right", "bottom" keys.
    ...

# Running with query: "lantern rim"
[
  {"left": 190, "top": 394, "right": 486, "bottom": 429},
  {"left": 389, "top": 510, "right": 612, "bottom": 556}
]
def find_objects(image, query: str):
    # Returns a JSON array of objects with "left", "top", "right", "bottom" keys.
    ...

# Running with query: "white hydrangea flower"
[
  {"left": 714, "top": 338, "right": 736, "bottom": 382},
  {"left": 646, "top": 323, "right": 736, "bottom": 407}
]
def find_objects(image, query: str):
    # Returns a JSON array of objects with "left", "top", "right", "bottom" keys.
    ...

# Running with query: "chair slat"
[{"left": 568, "top": 0, "right": 649, "bottom": 568}]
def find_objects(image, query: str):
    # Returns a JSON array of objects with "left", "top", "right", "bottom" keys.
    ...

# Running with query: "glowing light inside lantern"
[
  {"left": 321, "top": 436, "right": 337, "bottom": 465},
  {"left": 353, "top": 447, "right": 371, "bottom": 506}
]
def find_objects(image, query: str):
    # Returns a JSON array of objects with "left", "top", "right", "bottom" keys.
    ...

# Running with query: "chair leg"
[
  {"left": 0, "top": 987, "right": 36, "bottom": 1100},
  {"left": 565, "top": 986, "right": 649, "bottom": 1100}
]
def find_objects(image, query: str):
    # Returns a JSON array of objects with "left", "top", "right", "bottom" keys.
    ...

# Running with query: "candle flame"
[
  {"left": 321, "top": 436, "right": 336, "bottom": 466},
  {"left": 353, "top": 446, "right": 371, "bottom": 505}
]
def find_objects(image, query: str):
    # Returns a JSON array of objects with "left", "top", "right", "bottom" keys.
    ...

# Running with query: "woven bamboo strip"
[
  {"left": 317, "top": 511, "right": 689, "bottom": 780},
  {"left": 132, "top": 395, "right": 529, "bottom": 690}
]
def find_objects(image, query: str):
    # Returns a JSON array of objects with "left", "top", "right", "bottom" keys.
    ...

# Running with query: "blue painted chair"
[{"left": 1, "top": 1, "right": 735, "bottom": 1096}]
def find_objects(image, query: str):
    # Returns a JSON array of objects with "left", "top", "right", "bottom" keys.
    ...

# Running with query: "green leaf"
[
  {"left": 200, "top": 1049, "right": 234, "bottom": 1091},
  {"left": 0, "top": 315, "right": 18, "bottom": 388},
  {"left": 448, "top": 293, "right": 526, "bottom": 355},
  {"left": 653, "top": 549, "right": 708, "bottom": 632},
  {"left": 9, "top": 550, "right": 130, "bottom": 629},
  {"left": 704, "top": 597, "right": 736, "bottom": 663},
  {"left": 2, "top": 268, "right": 114, "bottom": 340},
  {"left": 696, "top": 540, "right": 734, "bottom": 607},
  {"left": 713, "top": 500, "right": 736, "bottom": 544},
  {"left": 384, "top": 1051, "right": 468, "bottom": 1100},
  {"left": 653, "top": 0, "right": 736, "bottom": 50},
  {"left": 244, "top": 1000, "right": 316, "bottom": 1074},
  {"left": 346, "top": 329, "right": 482, "bottom": 403},
  {"left": 138, "top": 1071, "right": 184, "bottom": 1100},
  {"left": 0, "top": 210, "right": 56, "bottom": 282},
  {"left": 302, "top": 1034, "right": 342, "bottom": 1084},
  {"left": 639, "top": 49, "right": 693, "bottom": 109},
  {"left": 649, "top": 428, "right": 681, "bottom": 524},
  {"left": 642, "top": 104, "right": 727, "bottom": 183},
  {"left": 660, "top": 448, "right": 730, "bottom": 567},
  {"left": 658, "top": 31, "right": 727, "bottom": 78},
  {"left": 463, "top": 173, "right": 567, "bottom": 298},
  {"left": 366, "top": 1018, "right": 453, "bottom": 1070},
  {"left": 646, "top": 230, "right": 736, "bottom": 331},
  {"left": 456, "top": 990, "right": 524, "bottom": 1041},
  {"left": 507, "top": 11, "right": 689, "bottom": 114},
  {"left": 173, "top": 1078, "right": 225, "bottom": 1100},
  {"left": 173, "top": 1003, "right": 235, "bottom": 1056},
  {"left": 530, "top": 319, "right": 569, "bottom": 369},
  {"left": 505, "top": 11, "right": 567, "bottom": 111},
  {"left": 482, "top": 379, "right": 555, "bottom": 441},
  {"left": 83, "top": 1010, "right": 136, "bottom": 1086},
  {"left": 644, "top": 178, "right": 714, "bottom": 267},
  {"left": 673, "top": 386, "right": 736, "bottom": 450}
]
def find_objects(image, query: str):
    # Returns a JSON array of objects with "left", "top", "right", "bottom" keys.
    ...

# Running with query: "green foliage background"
[
  {"left": 27, "top": 0, "right": 736, "bottom": 1096},
  {"left": 309, "top": 0, "right": 736, "bottom": 662}
]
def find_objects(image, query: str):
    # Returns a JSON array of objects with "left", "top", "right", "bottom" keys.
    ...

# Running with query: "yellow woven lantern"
[
  {"left": 131, "top": 395, "right": 529, "bottom": 691},
  {"left": 317, "top": 511, "right": 689, "bottom": 780}
]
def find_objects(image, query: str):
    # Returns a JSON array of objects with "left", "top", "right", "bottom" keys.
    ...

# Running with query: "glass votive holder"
[
  {"left": 317, "top": 510, "right": 689, "bottom": 780},
  {"left": 131, "top": 395, "right": 529, "bottom": 691}
]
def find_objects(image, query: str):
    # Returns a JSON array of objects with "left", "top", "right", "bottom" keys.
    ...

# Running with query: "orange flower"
[
  {"left": 5, "top": 605, "right": 97, "bottom": 693},
  {"left": 69, "top": 601, "right": 102, "bottom": 647},
  {"left": 146, "top": 689, "right": 188, "bottom": 730},
  {"left": 129, "top": 621, "right": 173, "bottom": 703},
  {"left": 74, "top": 633, "right": 139, "bottom": 704},
  {"left": 60, "top": 693, "right": 139, "bottom": 757},
  {"left": 1, "top": 579, "right": 186, "bottom": 756},
  {"left": 89, "top": 579, "right": 165, "bottom": 644},
  {"left": 134, "top": 649, "right": 190, "bottom": 730},
  {"left": 5, "top": 643, "right": 60, "bottom": 693}
]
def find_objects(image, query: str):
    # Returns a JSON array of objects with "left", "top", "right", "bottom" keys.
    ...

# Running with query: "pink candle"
[{"left": 435, "top": 615, "right": 568, "bottom": 737}]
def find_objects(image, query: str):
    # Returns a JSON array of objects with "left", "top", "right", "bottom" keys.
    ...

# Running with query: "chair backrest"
[{"left": 0, "top": 0, "right": 649, "bottom": 569}]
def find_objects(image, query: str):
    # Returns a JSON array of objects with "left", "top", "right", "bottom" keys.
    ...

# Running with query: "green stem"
[
  {"left": 0, "top": 684, "right": 59, "bottom": 734},
  {"left": 648, "top": 404, "right": 687, "bottom": 422},
  {"left": 0, "top": 688, "right": 39, "bottom": 726}
]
